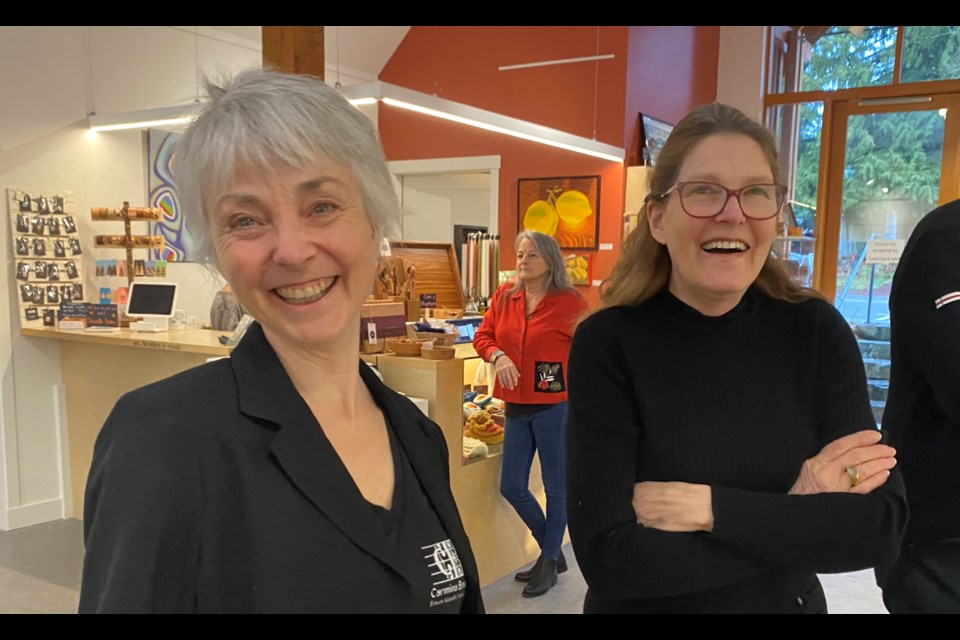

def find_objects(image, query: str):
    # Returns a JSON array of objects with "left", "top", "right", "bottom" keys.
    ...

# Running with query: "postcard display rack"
[
  {"left": 90, "top": 202, "right": 165, "bottom": 310},
  {"left": 7, "top": 189, "right": 86, "bottom": 328}
]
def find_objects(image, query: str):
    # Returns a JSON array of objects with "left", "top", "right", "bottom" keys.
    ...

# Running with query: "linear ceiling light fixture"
[
  {"left": 498, "top": 53, "right": 615, "bottom": 72},
  {"left": 341, "top": 81, "right": 623, "bottom": 163},
  {"left": 87, "top": 103, "right": 205, "bottom": 132}
]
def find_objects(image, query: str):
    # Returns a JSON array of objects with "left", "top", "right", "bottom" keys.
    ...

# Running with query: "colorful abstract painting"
[
  {"left": 147, "top": 129, "right": 197, "bottom": 261},
  {"left": 518, "top": 175, "right": 600, "bottom": 249}
]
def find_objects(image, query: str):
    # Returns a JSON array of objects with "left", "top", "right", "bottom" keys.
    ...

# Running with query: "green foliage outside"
[{"left": 794, "top": 26, "right": 958, "bottom": 228}]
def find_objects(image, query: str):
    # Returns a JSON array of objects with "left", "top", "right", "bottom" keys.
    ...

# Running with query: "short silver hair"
[
  {"left": 511, "top": 230, "right": 576, "bottom": 294},
  {"left": 175, "top": 67, "right": 400, "bottom": 266}
]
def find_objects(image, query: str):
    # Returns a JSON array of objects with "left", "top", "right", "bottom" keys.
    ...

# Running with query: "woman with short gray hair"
[{"left": 80, "top": 68, "right": 483, "bottom": 614}]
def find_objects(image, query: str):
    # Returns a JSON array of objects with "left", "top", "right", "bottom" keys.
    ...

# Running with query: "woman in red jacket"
[{"left": 474, "top": 230, "right": 585, "bottom": 598}]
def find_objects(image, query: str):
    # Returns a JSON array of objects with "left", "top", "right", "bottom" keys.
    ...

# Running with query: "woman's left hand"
[{"left": 632, "top": 482, "right": 714, "bottom": 532}]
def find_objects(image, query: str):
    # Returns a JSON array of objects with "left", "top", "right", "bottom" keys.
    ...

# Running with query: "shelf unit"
[{"left": 90, "top": 202, "right": 165, "bottom": 289}]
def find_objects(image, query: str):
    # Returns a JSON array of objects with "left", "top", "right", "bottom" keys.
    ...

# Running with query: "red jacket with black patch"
[{"left": 473, "top": 282, "right": 585, "bottom": 405}]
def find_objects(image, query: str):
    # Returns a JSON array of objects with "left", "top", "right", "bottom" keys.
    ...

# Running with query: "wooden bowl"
[
  {"left": 421, "top": 346, "right": 455, "bottom": 360},
  {"left": 385, "top": 338, "right": 422, "bottom": 357},
  {"left": 416, "top": 331, "right": 457, "bottom": 347}
]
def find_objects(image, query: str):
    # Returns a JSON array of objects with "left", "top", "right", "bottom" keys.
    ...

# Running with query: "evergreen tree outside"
[{"left": 788, "top": 26, "right": 958, "bottom": 300}]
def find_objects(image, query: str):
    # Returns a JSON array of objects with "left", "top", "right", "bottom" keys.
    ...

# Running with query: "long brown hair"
[{"left": 601, "top": 103, "right": 820, "bottom": 309}]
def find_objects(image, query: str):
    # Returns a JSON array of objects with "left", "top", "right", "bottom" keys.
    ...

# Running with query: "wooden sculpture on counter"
[
  {"left": 376, "top": 256, "right": 417, "bottom": 300},
  {"left": 375, "top": 257, "right": 418, "bottom": 321}
]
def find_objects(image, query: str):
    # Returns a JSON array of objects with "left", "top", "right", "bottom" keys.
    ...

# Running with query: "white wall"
[
  {"left": 0, "top": 26, "right": 259, "bottom": 529},
  {"left": 717, "top": 26, "right": 766, "bottom": 121},
  {"left": 399, "top": 173, "right": 491, "bottom": 242},
  {"left": 400, "top": 186, "right": 453, "bottom": 242}
]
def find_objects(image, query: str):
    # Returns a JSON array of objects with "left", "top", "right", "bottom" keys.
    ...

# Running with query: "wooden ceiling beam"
[{"left": 261, "top": 27, "right": 325, "bottom": 79}]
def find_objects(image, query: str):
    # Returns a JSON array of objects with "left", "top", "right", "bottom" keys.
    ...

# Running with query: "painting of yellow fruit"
[
  {"left": 564, "top": 253, "right": 592, "bottom": 286},
  {"left": 555, "top": 190, "right": 592, "bottom": 225},
  {"left": 522, "top": 199, "right": 559, "bottom": 236},
  {"left": 518, "top": 176, "right": 600, "bottom": 249}
]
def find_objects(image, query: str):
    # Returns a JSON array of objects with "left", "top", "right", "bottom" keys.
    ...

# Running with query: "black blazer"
[{"left": 79, "top": 322, "right": 483, "bottom": 613}]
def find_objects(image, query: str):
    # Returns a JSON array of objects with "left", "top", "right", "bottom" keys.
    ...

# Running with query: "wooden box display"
[
  {"left": 360, "top": 300, "right": 406, "bottom": 353},
  {"left": 387, "top": 240, "right": 465, "bottom": 315}
]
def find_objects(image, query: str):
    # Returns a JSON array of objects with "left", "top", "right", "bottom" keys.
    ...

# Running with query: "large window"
[
  {"left": 765, "top": 25, "right": 960, "bottom": 297},
  {"left": 765, "top": 24, "right": 960, "bottom": 427},
  {"left": 901, "top": 26, "right": 960, "bottom": 83},
  {"left": 769, "top": 26, "right": 960, "bottom": 94},
  {"left": 801, "top": 27, "right": 898, "bottom": 92}
]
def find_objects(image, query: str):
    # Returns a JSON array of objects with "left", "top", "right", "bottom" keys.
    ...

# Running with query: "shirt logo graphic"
[
  {"left": 423, "top": 539, "right": 466, "bottom": 607},
  {"left": 534, "top": 361, "right": 566, "bottom": 393},
  {"left": 423, "top": 539, "right": 464, "bottom": 584},
  {"left": 934, "top": 291, "right": 960, "bottom": 309}
]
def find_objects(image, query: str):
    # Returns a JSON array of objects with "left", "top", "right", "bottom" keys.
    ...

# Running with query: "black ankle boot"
[
  {"left": 514, "top": 551, "right": 568, "bottom": 582},
  {"left": 522, "top": 558, "right": 558, "bottom": 598}
]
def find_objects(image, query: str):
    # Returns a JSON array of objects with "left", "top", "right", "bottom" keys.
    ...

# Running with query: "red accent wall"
[
  {"left": 624, "top": 27, "right": 721, "bottom": 165},
  {"left": 381, "top": 27, "right": 626, "bottom": 146},
  {"left": 378, "top": 26, "right": 720, "bottom": 307}
]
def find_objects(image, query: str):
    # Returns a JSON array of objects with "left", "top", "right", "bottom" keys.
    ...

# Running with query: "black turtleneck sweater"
[{"left": 566, "top": 287, "right": 907, "bottom": 613}]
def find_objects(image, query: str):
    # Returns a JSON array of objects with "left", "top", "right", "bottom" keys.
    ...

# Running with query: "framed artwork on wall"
[
  {"left": 639, "top": 113, "right": 673, "bottom": 167},
  {"left": 563, "top": 253, "right": 592, "bottom": 286},
  {"left": 517, "top": 175, "right": 600, "bottom": 250}
]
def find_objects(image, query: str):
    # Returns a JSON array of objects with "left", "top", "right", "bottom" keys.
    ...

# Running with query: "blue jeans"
[{"left": 499, "top": 402, "right": 567, "bottom": 561}]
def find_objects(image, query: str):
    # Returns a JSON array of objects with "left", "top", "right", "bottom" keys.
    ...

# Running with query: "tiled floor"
[
  {"left": 482, "top": 544, "right": 890, "bottom": 614},
  {"left": 0, "top": 519, "right": 888, "bottom": 614}
]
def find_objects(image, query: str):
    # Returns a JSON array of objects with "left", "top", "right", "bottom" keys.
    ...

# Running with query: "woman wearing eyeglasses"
[{"left": 566, "top": 103, "right": 906, "bottom": 613}]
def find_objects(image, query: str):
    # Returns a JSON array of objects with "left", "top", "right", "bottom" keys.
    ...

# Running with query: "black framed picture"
[
  {"left": 517, "top": 175, "right": 600, "bottom": 250},
  {"left": 639, "top": 113, "right": 674, "bottom": 168}
]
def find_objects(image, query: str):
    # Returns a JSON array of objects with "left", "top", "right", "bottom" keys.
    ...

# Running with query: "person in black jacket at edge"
[
  {"left": 566, "top": 103, "right": 907, "bottom": 613},
  {"left": 875, "top": 198, "right": 960, "bottom": 613},
  {"left": 79, "top": 68, "right": 483, "bottom": 613}
]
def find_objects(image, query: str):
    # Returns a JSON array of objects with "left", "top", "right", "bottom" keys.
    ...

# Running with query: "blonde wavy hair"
[{"left": 600, "top": 103, "right": 820, "bottom": 309}]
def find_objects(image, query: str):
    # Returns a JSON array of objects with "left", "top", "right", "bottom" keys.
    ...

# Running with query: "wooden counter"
[
  {"left": 25, "top": 327, "right": 532, "bottom": 586},
  {"left": 22, "top": 327, "right": 232, "bottom": 517},
  {"left": 21, "top": 326, "right": 232, "bottom": 357},
  {"left": 376, "top": 353, "right": 548, "bottom": 588}
]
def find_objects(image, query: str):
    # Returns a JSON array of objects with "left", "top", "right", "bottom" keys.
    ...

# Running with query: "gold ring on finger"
[{"left": 846, "top": 465, "right": 862, "bottom": 487}]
